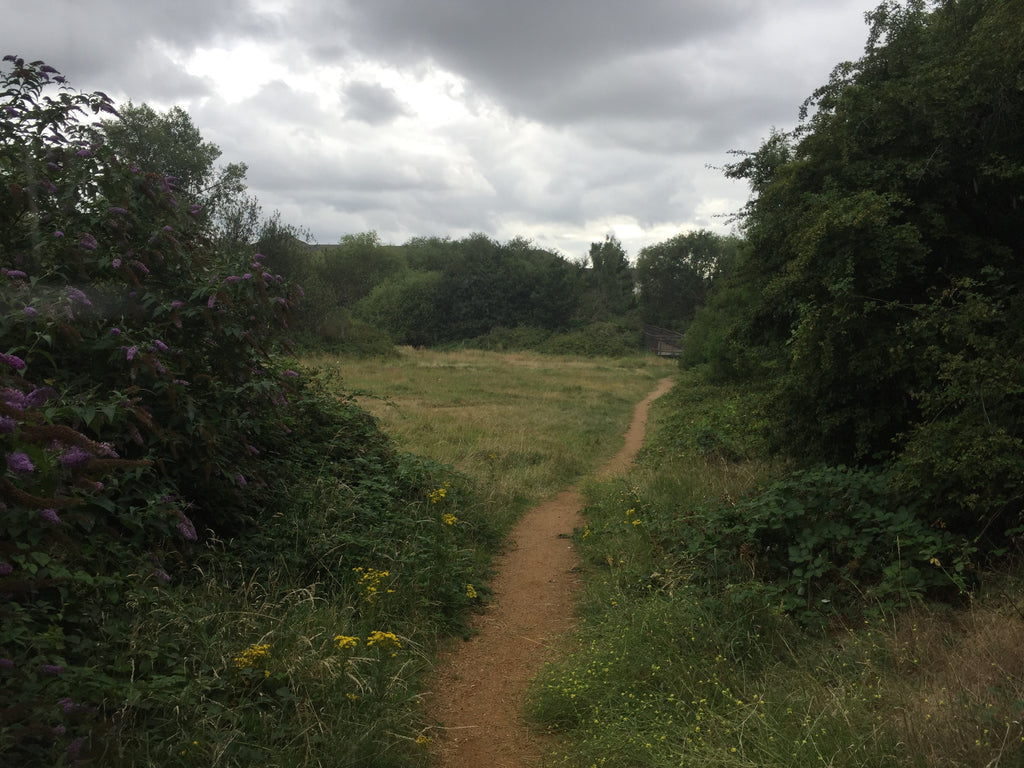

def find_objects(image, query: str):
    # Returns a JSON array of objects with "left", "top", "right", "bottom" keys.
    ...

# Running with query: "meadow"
[
  {"left": 526, "top": 371, "right": 1024, "bottom": 768},
  {"left": 307, "top": 347, "right": 676, "bottom": 535},
  {"left": 304, "top": 348, "right": 1024, "bottom": 767}
]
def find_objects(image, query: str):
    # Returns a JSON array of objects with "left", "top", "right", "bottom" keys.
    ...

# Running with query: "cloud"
[
  {"left": 5, "top": 0, "right": 880, "bottom": 257},
  {"left": 343, "top": 81, "right": 412, "bottom": 124}
]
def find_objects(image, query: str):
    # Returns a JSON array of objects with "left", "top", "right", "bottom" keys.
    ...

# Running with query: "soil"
[{"left": 424, "top": 376, "right": 675, "bottom": 768}]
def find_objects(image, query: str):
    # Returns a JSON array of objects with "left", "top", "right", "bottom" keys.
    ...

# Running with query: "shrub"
[
  {"left": 662, "top": 466, "right": 975, "bottom": 624},
  {"left": 0, "top": 57, "right": 488, "bottom": 767}
]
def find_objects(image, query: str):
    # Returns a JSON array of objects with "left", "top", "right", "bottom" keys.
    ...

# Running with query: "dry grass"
[
  {"left": 884, "top": 595, "right": 1024, "bottom": 765},
  {"left": 306, "top": 347, "right": 676, "bottom": 531}
]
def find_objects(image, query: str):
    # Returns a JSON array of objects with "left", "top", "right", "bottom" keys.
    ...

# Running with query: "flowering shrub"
[
  {"left": 0, "top": 57, "right": 493, "bottom": 767},
  {"left": 0, "top": 56, "right": 301, "bottom": 766}
]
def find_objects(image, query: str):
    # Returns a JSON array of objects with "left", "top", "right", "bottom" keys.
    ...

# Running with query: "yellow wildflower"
[
  {"left": 366, "top": 630, "right": 402, "bottom": 650},
  {"left": 334, "top": 635, "right": 359, "bottom": 651},
  {"left": 442, "top": 512, "right": 458, "bottom": 525},
  {"left": 465, "top": 583, "right": 478, "bottom": 599},
  {"left": 353, "top": 567, "right": 391, "bottom": 604},
  {"left": 232, "top": 643, "right": 271, "bottom": 670}
]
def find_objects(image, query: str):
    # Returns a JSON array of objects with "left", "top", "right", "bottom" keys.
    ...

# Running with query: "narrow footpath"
[{"left": 425, "top": 377, "right": 675, "bottom": 768}]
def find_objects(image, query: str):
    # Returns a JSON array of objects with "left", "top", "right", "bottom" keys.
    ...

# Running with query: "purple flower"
[
  {"left": 0, "top": 563, "right": 12, "bottom": 577},
  {"left": 153, "top": 567, "right": 171, "bottom": 583},
  {"left": 170, "top": 300, "right": 183, "bottom": 309},
  {"left": 131, "top": 261, "right": 150, "bottom": 276},
  {"left": 0, "top": 416, "right": 15, "bottom": 434},
  {"left": 235, "top": 474, "right": 247, "bottom": 487},
  {"left": 125, "top": 345, "right": 138, "bottom": 361},
  {"left": 67, "top": 287, "right": 91, "bottom": 306},
  {"left": 207, "top": 295, "right": 216, "bottom": 309},
  {"left": 190, "top": 204, "right": 201, "bottom": 215},
  {"left": 282, "top": 369, "right": 299, "bottom": 378},
  {"left": 22, "top": 306, "right": 38, "bottom": 318},
  {"left": 152, "top": 339, "right": 169, "bottom": 352},
  {"left": 224, "top": 275, "right": 241, "bottom": 284},
  {"left": 78, "top": 234, "right": 98, "bottom": 251},
  {"left": 67, "top": 737, "right": 86, "bottom": 760},
  {"left": 253, "top": 253, "right": 265, "bottom": 262},
  {"left": 6, "top": 452, "right": 34, "bottom": 474},
  {"left": 75, "top": 148, "right": 92, "bottom": 158},
  {"left": 176, "top": 513, "right": 197, "bottom": 542},
  {"left": 2, "top": 268, "right": 27, "bottom": 279},
  {"left": 54, "top": 230, "right": 64, "bottom": 238},
  {"left": 60, "top": 446, "right": 93, "bottom": 468},
  {"left": 39, "top": 508, "right": 62, "bottom": 525},
  {"left": 162, "top": 225, "right": 173, "bottom": 232},
  {"left": 242, "top": 273, "right": 252, "bottom": 281},
  {"left": 1, "top": 388, "right": 28, "bottom": 410},
  {"left": 40, "top": 664, "right": 64, "bottom": 676},
  {"left": 26, "top": 387, "right": 57, "bottom": 406},
  {"left": 109, "top": 327, "right": 121, "bottom": 337},
  {"left": 58, "top": 698, "right": 79, "bottom": 714},
  {"left": 1, "top": 353, "right": 26, "bottom": 370},
  {"left": 108, "top": 206, "right": 127, "bottom": 215},
  {"left": 112, "top": 258, "right": 121, "bottom": 269}
]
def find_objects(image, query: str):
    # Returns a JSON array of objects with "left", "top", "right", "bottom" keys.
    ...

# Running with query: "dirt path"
[{"left": 425, "top": 376, "right": 674, "bottom": 768}]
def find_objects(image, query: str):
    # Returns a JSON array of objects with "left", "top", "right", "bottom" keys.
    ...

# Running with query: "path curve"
[{"left": 425, "top": 376, "right": 674, "bottom": 768}]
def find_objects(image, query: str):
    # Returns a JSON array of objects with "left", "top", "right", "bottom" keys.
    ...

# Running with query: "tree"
[
  {"left": 582, "top": 235, "right": 635, "bottom": 318},
  {"left": 98, "top": 102, "right": 256, "bottom": 246},
  {"left": 713, "top": 0, "right": 1024, "bottom": 544},
  {"left": 635, "top": 230, "right": 741, "bottom": 329}
]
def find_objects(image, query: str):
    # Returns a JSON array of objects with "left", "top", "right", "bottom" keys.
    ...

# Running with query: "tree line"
[
  {"left": 681, "top": 0, "right": 1023, "bottom": 580},
  {"left": 50, "top": 98, "right": 744, "bottom": 353}
]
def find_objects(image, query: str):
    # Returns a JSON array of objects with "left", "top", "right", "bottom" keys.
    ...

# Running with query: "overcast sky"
[{"left": 7, "top": 0, "right": 881, "bottom": 259}]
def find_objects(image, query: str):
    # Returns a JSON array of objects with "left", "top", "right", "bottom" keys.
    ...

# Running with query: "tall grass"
[
  {"left": 526, "top": 370, "right": 1024, "bottom": 768},
  {"left": 307, "top": 347, "right": 676, "bottom": 533},
  {"left": 73, "top": 350, "right": 674, "bottom": 766}
]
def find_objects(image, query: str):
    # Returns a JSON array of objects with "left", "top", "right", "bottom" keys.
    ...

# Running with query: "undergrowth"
[
  {"left": 0, "top": 59, "right": 493, "bottom": 767},
  {"left": 527, "top": 369, "right": 1024, "bottom": 767}
]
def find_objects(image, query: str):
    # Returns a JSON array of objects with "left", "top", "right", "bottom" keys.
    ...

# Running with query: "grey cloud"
[
  {"left": 343, "top": 81, "right": 412, "bottom": 124},
  {"left": 5, "top": 0, "right": 879, "bottom": 256}
]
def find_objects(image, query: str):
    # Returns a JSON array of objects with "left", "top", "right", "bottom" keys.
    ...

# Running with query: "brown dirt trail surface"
[{"left": 424, "top": 376, "right": 675, "bottom": 768}]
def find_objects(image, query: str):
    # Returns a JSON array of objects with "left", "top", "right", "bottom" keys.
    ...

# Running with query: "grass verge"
[{"left": 526, "top": 369, "right": 1024, "bottom": 768}]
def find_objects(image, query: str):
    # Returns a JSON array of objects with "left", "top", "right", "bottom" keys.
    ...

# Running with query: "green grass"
[
  {"left": 307, "top": 347, "right": 676, "bottom": 533},
  {"left": 66, "top": 350, "right": 674, "bottom": 767},
  {"left": 526, "top": 369, "right": 1024, "bottom": 768}
]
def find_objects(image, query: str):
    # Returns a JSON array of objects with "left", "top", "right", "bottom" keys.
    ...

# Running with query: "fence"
[{"left": 643, "top": 325, "right": 683, "bottom": 357}]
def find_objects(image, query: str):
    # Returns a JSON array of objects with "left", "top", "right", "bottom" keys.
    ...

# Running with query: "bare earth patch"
[{"left": 425, "top": 377, "right": 674, "bottom": 768}]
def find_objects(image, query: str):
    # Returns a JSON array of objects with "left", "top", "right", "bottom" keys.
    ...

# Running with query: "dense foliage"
[
  {"left": 0, "top": 57, "right": 490, "bottom": 767},
  {"left": 529, "top": 369, "right": 1024, "bottom": 768},
  {"left": 264, "top": 226, "right": 739, "bottom": 355},
  {"left": 634, "top": 230, "right": 742, "bottom": 329},
  {"left": 686, "top": 0, "right": 1023, "bottom": 564}
]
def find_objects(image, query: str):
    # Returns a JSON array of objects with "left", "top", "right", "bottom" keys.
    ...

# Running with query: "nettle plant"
[{"left": 1, "top": 57, "right": 302, "bottom": 763}]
